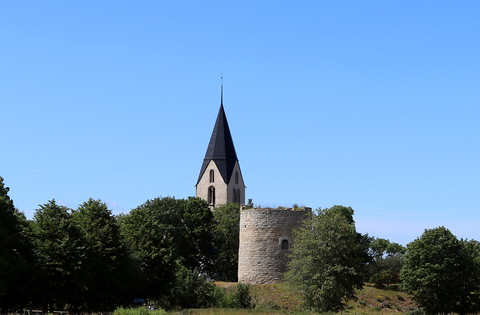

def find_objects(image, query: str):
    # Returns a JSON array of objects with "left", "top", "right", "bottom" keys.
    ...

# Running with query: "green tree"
[
  {"left": 211, "top": 202, "right": 240, "bottom": 281},
  {"left": 401, "top": 227, "right": 480, "bottom": 314},
  {"left": 285, "top": 206, "right": 370, "bottom": 312},
  {"left": 169, "top": 266, "right": 221, "bottom": 309},
  {"left": 31, "top": 200, "right": 87, "bottom": 312},
  {"left": 120, "top": 196, "right": 214, "bottom": 302},
  {"left": 176, "top": 197, "right": 215, "bottom": 272},
  {"left": 72, "top": 199, "right": 135, "bottom": 311},
  {"left": 368, "top": 237, "right": 405, "bottom": 287},
  {"left": 0, "top": 177, "right": 34, "bottom": 310}
]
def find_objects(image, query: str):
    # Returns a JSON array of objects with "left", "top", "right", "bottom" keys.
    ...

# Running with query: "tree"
[
  {"left": 285, "top": 206, "right": 370, "bottom": 312},
  {"left": 119, "top": 196, "right": 215, "bottom": 303},
  {"left": 72, "top": 199, "right": 134, "bottom": 311},
  {"left": 31, "top": 200, "right": 87, "bottom": 312},
  {"left": 401, "top": 227, "right": 480, "bottom": 314},
  {"left": 368, "top": 237, "right": 405, "bottom": 287},
  {"left": 211, "top": 202, "right": 240, "bottom": 281},
  {"left": 0, "top": 177, "right": 34, "bottom": 310},
  {"left": 169, "top": 266, "right": 221, "bottom": 309}
]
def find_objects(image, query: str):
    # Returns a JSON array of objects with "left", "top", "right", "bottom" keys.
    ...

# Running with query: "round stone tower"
[{"left": 238, "top": 206, "right": 310, "bottom": 284}]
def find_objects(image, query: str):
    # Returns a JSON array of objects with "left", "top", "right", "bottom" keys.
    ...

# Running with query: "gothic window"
[
  {"left": 209, "top": 170, "right": 214, "bottom": 183},
  {"left": 208, "top": 186, "right": 215, "bottom": 205},
  {"left": 232, "top": 188, "right": 241, "bottom": 203},
  {"left": 281, "top": 239, "right": 289, "bottom": 250},
  {"left": 235, "top": 171, "right": 239, "bottom": 184},
  {"left": 233, "top": 188, "right": 238, "bottom": 203}
]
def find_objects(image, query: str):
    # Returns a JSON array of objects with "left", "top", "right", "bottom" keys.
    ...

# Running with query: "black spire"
[{"left": 197, "top": 90, "right": 239, "bottom": 185}]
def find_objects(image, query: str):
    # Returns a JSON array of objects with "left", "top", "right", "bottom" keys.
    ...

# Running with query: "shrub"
[
  {"left": 169, "top": 267, "right": 221, "bottom": 309},
  {"left": 233, "top": 283, "right": 253, "bottom": 308},
  {"left": 217, "top": 283, "right": 254, "bottom": 309}
]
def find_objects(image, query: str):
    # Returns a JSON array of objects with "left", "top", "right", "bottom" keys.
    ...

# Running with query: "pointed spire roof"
[{"left": 197, "top": 91, "right": 239, "bottom": 185}]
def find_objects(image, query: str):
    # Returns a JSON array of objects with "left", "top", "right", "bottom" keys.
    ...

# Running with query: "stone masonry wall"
[{"left": 238, "top": 207, "right": 310, "bottom": 284}]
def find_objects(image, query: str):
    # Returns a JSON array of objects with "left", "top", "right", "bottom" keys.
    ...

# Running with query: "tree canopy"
[
  {"left": 72, "top": 199, "right": 134, "bottom": 310},
  {"left": 401, "top": 226, "right": 480, "bottom": 314},
  {"left": 368, "top": 237, "right": 405, "bottom": 288},
  {"left": 211, "top": 202, "right": 240, "bottom": 281},
  {"left": 31, "top": 200, "right": 87, "bottom": 312},
  {"left": 119, "top": 196, "right": 215, "bottom": 304},
  {"left": 285, "top": 205, "right": 370, "bottom": 312},
  {"left": 0, "top": 177, "right": 34, "bottom": 310}
]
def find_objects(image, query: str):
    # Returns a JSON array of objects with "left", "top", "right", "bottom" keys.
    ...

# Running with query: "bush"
[
  {"left": 168, "top": 267, "right": 221, "bottom": 309},
  {"left": 217, "top": 283, "right": 254, "bottom": 309},
  {"left": 233, "top": 283, "right": 253, "bottom": 308},
  {"left": 370, "top": 270, "right": 398, "bottom": 288}
]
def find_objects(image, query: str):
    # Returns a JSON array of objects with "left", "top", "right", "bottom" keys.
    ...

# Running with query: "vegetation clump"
[
  {"left": 2, "top": 174, "right": 480, "bottom": 314},
  {"left": 285, "top": 205, "right": 371, "bottom": 312}
]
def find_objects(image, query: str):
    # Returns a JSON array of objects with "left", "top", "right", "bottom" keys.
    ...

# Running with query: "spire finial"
[{"left": 220, "top": 74, "right": 224, "bottom": 106}]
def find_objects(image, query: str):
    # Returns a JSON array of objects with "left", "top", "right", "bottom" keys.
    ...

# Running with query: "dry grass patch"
[
  {"left": 213, "top": 282, "right": 418, "bottom": 314},
  {"left": 347, "top": 283, "right": 418, "bottom": 314}
]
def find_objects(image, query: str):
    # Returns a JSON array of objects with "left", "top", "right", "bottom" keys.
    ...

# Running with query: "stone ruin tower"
[
  {"left": 238, "top": 206, "right": 310, "bottom": 284},
  {"left": 196, "top": 86, "right": 245, "bottom": 208}
]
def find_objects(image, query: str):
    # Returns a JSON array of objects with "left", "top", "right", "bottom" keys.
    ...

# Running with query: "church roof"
[{"left": 197, "top": 99, "right": 239, "bottom": 185}]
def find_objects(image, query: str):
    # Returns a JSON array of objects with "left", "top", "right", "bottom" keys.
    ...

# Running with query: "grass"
[
  {"left": 349, "top": 284, "right": 417, "bottom": 313},
  {"left": 212, "top": 282, "right": 418, "bottom": 314},
  {"left": 115, "top": 306, "right": 168, "bottom": 315},
  {"left": 178, "top": 309, "right": 330, "bottom": 315}
]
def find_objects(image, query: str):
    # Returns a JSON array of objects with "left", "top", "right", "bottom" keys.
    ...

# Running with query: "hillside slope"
[{"left": 215, "top": 282, "right": 418, "bottom": 314}]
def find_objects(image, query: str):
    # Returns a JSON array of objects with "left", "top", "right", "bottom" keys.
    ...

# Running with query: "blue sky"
[{"left": 1, "top": 1, "right": 479, "bottom": 245}]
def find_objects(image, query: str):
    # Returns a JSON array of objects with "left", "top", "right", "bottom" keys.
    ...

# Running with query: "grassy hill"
[{"left": 187, "top": 282, "right": 419, "bottom": 314}]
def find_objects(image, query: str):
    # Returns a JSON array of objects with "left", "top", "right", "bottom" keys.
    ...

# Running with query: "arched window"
[
  {"left": 281, "top": 239, "right": 289, "bottom": 250},
  {"left": 209, "top": 170, "right": 214, "bottom": 183},
  {"left": 235, "top": 171, "right": 239, "bottom": 184},
  {"left": 233, "top": 188, "right": 238, "bottom": 203},
  {"left": 208, "top": 186, "right": 215, "bottom": 205},
  {"left": 232, "top": 188, "right": 241, "bottom": 203}
]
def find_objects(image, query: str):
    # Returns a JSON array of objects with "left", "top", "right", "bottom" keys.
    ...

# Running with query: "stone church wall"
[{"left": 238, "top": 206, "right": 310, "bottom": 284}]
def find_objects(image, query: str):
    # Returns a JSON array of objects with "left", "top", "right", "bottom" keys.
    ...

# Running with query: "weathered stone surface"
[{"left": 238, "top": 207, "right": 309, "bottom": 284}]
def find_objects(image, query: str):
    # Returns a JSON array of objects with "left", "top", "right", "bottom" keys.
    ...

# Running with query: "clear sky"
[{"left": 1, "top": 1, "right": 479, "bottom": 245}]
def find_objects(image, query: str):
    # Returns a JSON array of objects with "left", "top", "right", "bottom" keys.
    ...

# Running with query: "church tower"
[{"left": 196, "top": 88, "right": 245, "bottom": 208}]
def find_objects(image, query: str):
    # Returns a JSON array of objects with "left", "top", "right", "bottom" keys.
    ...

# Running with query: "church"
[
  {"left": 195, "top": 87, "right": 246, "bottom": 207},
  {"left": 195, "top": 87, "right": 309, "bottom": 284}
]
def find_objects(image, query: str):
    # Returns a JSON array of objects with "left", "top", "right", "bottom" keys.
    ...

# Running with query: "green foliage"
[
  {"left": 31, "top": 199, "right": 87, "bottom": 312},
  {"left": 401, "top": 226, "right": 480, "bottom": 314},
  {"left": 119, "top": 196, "right": 214, "bottom": 299},
  {"left": 232, "top": 283, "right": 254, "bottom": 309},
  {"left": 368, "top": 237, "right": 405, "bottom": 288},
  {"left": 244, "top": 198, "right": 254, "bottom": 209},
  {"left": 211, "top": 202, "right": 240, "bottom": 281},
  {"left": 285, "top": 205, "right": 370, "bottom": 312},
  {"left": 168, "top": 267, "right": 222, "bottom": 309},
  {"left": 217, "top": 283, "right": 254, "bottom": 309},
  {"left": 370, "top": 270, "right": 398, "bottom": 288},
  {"left": 0, "top": 177, "right": 34, "bottom": 310},
  {"left": 113, "top": 306, "right": 167, "bottom": 315},
  {"left": 72, "top": 199, "right": 135, "bottom": 311}
]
